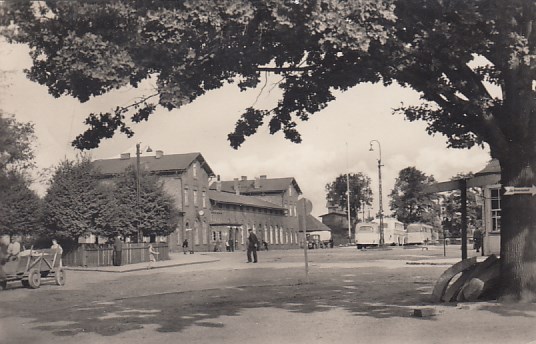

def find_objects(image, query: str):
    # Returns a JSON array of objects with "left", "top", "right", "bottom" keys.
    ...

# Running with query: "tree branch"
[{"left": 256, "top": 66, "right": 315, "bottom": 72}]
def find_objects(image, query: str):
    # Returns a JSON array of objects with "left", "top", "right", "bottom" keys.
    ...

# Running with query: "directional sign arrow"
[{"left": 503, "top": 185, "right": 536, "bottom": 196}]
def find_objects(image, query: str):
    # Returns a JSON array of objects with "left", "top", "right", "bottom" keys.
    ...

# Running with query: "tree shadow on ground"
[{"left": 0, "top": 266, "right": 453, "bottom": 337}]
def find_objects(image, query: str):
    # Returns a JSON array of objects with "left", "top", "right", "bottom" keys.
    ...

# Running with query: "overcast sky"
[{"left": 0, "top": 40, "right": 491, "bottom": 218}]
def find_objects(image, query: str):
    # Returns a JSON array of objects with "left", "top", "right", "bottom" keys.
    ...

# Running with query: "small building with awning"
[{"left": 423, "top": 159, "right": 501, "bottom": 258}]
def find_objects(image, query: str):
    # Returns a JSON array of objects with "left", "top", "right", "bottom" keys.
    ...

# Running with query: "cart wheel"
[
  {"left": 0, "top": 280, "right": 6, "bottom": 290},
  {"left": 54, "top": 268, "right": 66, "bottom": 286},
  {"left": 21, "top": 279, "right": 29, "bottom": 287},
  {"left": 27, "top": 269, "right": 41, "bottom": 289}
]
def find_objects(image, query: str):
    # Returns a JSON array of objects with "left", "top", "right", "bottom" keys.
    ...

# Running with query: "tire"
[
  {"left": 54, "top": 268, "right": 66, "bottom": 286},
  {"left": 357, "top": 245, "right": 363, "bottom": 249},
  {"left": 27, "top": 269, "right": 41, "bottom": 289},
  {"left": 0, "top": 280, "right": 6, "bottom": 290},
  {"left": 21, "top": 279, "right": 29, "bottom": 287}
]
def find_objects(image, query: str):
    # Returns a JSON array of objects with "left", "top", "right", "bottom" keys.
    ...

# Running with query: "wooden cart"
[{"left": 1, "top": 248, "right": 66, "bottom": 290}]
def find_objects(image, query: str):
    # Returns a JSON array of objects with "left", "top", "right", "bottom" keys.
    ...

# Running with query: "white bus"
[
  {"left": 406, "top": 223, "right": 434, "bottom": 245},
  {"left": 355, "top": 218, "right": 405, "bottom": 248},
  {"left": 382, "top": 217, "right": 406, "bottom": 246}
]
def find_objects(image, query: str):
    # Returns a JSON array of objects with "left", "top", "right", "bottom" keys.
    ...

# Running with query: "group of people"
[{"left": 0, "top": 236, "right": 63, "bottom": 286}]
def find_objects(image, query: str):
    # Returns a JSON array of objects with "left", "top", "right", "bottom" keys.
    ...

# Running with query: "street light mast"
[
  {"left": 369, "top": 140, "right": 384, "bottom": 246},
  {"left": 136, "top": 143, "right": 142, "bottom": 243}
]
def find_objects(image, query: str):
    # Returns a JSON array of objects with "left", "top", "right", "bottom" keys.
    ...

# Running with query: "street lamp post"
[
  {"left": 136, "top": 143, "right": 142, "bottom": 243},
  {"left": 369, "top": 140, "right": 384, "bottom": 246},
  {"left": 135, "top": 143, "right": 152, "bottom": 243}
]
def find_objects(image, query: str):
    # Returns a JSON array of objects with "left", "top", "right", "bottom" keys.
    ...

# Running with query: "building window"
[
  {"left": 289, "top": 185, "right": 292, "bottom": 196},
  {"left": 212, "top": 231, "right": 223, "bottom": 242},
  {"left": 184, "top": 187, "right": 189, "bottom": 206},
  {"left": 193, "top": 163, "right": 197, "bottom": 179},
  {"left": 193, "top": 189, "right": 198, "bottom": 206},
  {"left": 490, "top": 188, "right": 501, "bottom": 232},
  {"left": 202, "top": 190, "right": 207, "bottom": 208}
]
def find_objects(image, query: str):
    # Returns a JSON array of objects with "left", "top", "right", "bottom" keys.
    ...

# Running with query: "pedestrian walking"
[
  {"left": 262, "top": 240, "right": 268, "bottom": 251},
  {"left": 147, "top": 243, "right": 159, "bottom": 269},
  {"left": 50, "top": 239, "right": 63, "bottom": 267},
  {"left": 246, "top": 228, "right": 259, "bottom": 263},
  {"left": 473, "top": 228, "right": 483, "bottom": 253},
  {"left": 225, "top": 240, "right": 230, "bottom": 252}
]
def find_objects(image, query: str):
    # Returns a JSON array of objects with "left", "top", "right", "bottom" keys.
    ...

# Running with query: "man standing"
[
  {"left": 113, "top": 235, "right": 123, "bottom": 266},
  {"left": 247, "top": 228, "right": 259, "bottom": 263}
]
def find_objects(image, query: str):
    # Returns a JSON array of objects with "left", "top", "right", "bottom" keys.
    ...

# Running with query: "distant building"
[
  {"left": 209, "top": 175, "right": 302, "bottom": 250},
  {"left": 319, "top": 203, "right": 350, "bottom": 245},
  {"left": 475, "top": 159, "right": 501, "bottom": 255},
  {"left": 93, "top": 151, "right": 215, "bottom": 252}
]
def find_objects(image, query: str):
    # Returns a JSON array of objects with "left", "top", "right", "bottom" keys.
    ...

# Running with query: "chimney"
[
  {"left": 216, "top": 175, "right": 222, "bottom": 192},
  {"left": 241, "top": 176, "right": 247, "bottom": 181},
  {"left": 233, "top": 178, "right": 240, "bottom": 195},
  {"left": 155, "top": 150, "right": 164, "bottom": 159},
  {"left": 254, "top": 177, "right": 260, "bottom": 189},
  {"left": 120, "top": 153, "right": 130, "bottom": 160}
]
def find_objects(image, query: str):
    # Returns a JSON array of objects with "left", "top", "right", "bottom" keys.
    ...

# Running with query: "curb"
[{"left": 63, "top": 258, "right": 220, "bottom": 273}]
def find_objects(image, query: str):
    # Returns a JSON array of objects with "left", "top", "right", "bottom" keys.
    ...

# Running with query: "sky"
[{"left": 0, "top": 39, "right": 492, "bottom": 218}]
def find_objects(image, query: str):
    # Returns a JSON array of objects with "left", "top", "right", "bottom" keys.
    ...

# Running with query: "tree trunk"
[{"left": 498, "top": 158, "right": 536, "bottom": 302}]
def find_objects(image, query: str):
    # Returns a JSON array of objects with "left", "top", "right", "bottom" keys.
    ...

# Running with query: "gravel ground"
[{"left": 1, "top": 246, "right": 535, "bottom": 344}]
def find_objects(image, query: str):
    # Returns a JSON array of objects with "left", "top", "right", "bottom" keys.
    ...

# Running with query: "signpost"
[
  {"left": 298, "top": 198, "right": 313, "bottom": 283},
  {"left": 504, "top": 186, "right": 536, "bottom": 196}
]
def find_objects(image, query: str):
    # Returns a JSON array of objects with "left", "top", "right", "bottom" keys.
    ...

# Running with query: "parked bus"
[
  {"left": 355, "top": 218, "right": 405, "bottom": 248},
  {"left": 382, "top": 218, "right": 406, "bottom": 246},
  {"left": 406, "top": 223, "right": 434, "bottom": 245}
]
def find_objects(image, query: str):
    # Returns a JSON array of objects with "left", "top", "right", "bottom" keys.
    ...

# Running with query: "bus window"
[{"left": 358, "top": 226, "right": 375, "bottom": 232}]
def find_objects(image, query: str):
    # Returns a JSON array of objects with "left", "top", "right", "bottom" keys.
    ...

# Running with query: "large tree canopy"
[{"left": 3, "top": 0, "right": 536, "bottom": 300}]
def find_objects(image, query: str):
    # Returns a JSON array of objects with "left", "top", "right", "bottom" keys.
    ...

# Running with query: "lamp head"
[
  {"left": 369, "top": 144, "right": 374, "bottom": 152},
  {"left": 146, "top": 146, "right": 153, "bottom": 153}
]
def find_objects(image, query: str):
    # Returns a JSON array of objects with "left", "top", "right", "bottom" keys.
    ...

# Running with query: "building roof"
[
  {"left": 305, "top": 215, "right": 332, "bottom": 232},
  {"left": 93, "top": 152, "right": 215, "bottom": 176},
  {"left": 208, "top": 190, "right": 286, "bottom": 210},
  {"left": 475, "top": 159, "right": 500, "bottom": 176},
  {"left": 319, "top": 211, "right": 347, "bottom": 217},
  {"left": 210, "top": 177, "right": 302, "bottom": 195}
]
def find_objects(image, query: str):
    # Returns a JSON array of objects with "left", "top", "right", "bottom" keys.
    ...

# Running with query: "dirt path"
[{"left": 1, "top": 247, "right": 535, "bottom": 344}]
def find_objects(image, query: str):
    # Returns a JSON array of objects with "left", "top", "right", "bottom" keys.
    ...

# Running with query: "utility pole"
[
  {"left": 346, "top": 143, "right": 352, "bottom": 244},
  {"left": 136, "top": 143, "right": 142, "bottom": 243},
  {"left": 346, "top": 172, "right": 352, "bottom": 243},
  {"left": 370, "top": 140, "right": 384, "bottom": 246}
]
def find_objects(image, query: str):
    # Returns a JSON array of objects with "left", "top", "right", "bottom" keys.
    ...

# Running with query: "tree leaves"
[
  {"left": 3, "top": 0, "right": 536, "bottom": 162},
  {"left": 325, "top": 173, "right": 373, "bottom": 226},
  {"left": 43, "top": 158, "right": 179, "bottom": 240},
  {"left": 389, "top": 166, "right": 438, "bottom": 226}
]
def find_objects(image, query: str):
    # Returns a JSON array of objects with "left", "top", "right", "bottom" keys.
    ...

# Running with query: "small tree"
[
  {"left": 441, "top": 173, "right": 482, "bottom": 238},
  {"left": 0, "top": 112, "right": 35, "bottom": 172},
  {"left": 325, "top": 173, "right": 373, "bottom": 233},
  {"left": 0, "top": 171, "right": 41, "bottom": 237},
  {"left": 389, "top": 167, "right": 438, "bottom": 227},
  {"left": 0, "top": 112, "right": 40, "bottom": 239},
  {"left": 111, "top": 167, "right": 180, "bottom": 239},
  {"left": 43, "top": 157, "right": 109, "bottom": 241}
]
